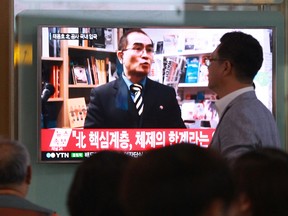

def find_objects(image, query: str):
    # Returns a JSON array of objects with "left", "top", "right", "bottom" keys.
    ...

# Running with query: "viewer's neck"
[
  {"left": 0, "top": 184, "right": 28, "bottom": 198},
  {"left": 216, "top": 83, "right": 253, "bottom": 99}
]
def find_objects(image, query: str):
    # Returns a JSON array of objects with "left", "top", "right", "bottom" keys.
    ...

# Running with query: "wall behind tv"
[
  {"left": 12, "top": 2, "right": 287, "bottom": 216},
  {"left": 14, "top": 0, "right": 283, "bottom": 15}
]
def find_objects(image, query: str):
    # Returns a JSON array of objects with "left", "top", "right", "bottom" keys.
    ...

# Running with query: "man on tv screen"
[{"left": 84, "top": 28, "right": 186, "bottom": 128}]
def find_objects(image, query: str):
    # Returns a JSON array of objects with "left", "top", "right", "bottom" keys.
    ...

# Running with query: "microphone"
[{"left": 41, "top": 83, "right": 55, "bottom": 103}]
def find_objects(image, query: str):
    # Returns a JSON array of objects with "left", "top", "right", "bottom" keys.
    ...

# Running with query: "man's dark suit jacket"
[{"left": 84, "top": 76, "right": 186, "bottom": 128}]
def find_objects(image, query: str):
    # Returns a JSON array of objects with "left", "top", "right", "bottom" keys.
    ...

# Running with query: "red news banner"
[{"left": 41, "top": 128, "right": 215, "bottom": 152}]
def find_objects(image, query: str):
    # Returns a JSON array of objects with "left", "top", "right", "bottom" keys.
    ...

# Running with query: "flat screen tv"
[{"left": 16, "top": 10, "right": 285, "bottom": 162}]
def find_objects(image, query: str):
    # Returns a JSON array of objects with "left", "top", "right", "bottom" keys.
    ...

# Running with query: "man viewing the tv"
[
  {"left": 0, "top": 139, "right": 59, "bottom": 216},
  {"left": 207, "top": 31, "right": 281, "bottom": 161},
  {"left": 84, "top": 28, "right": 186, "bottom": 128}
]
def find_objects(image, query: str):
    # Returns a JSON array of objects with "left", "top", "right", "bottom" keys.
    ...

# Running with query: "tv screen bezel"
[{"left": 16, "top": 10, "right": 285, "bottom": 163}]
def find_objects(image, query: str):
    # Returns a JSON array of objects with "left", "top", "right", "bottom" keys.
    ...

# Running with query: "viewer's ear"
[
  {"left": 227, "top": 193, "right": 251, "bottom": 216},
  {"left": 222, "top": 60, "right": 233, "bottom": 76},
  {"left": 237, "top": 193, "right": 251, "bottom": 213},
  {"left": 25, "top": 165, "right": 32, "bottom": 185},
  {"left": 201, "top": 199, "right": 226, "bottom": 216}
]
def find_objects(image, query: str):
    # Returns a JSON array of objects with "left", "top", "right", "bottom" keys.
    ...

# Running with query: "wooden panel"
[{"left": 0, "top": 0, "right": 13, "bottom": 138}]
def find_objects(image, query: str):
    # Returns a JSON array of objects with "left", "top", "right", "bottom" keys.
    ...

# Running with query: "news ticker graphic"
[
  {"left": 41, "top": 151, "right": 145, "bottom": 161},
  {"left": 41, "top": 128, "right": 214, "bottom": 153}
]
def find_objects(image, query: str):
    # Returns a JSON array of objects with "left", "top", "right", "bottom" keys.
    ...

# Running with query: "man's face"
[
  {"left": 207, "top": 46, "right": 226, "bottom": 92},
  {"left": 121, "top": 32, "right": 154, "bottom": 78}
]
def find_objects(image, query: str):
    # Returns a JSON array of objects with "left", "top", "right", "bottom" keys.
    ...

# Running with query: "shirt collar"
[
  {"left": 215, "top": 86, "right": 254, "bottom": 117},
  {"left": 122, "top": 73, "right": 146, "bottom": 89}
]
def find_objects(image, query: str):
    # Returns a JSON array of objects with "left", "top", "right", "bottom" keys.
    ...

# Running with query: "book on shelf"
[
  {"left": 184, "top": 56, "right": 200, "bottom": 83},
  {"left": 78, "top": 27, "right": 89, "bottom": 47},
  {"left": 198, "top": 55, "right": 209, "bottom": 85},
  {"left": 162, "top": 56, "right": 186, "bottom": 85},
  {"left": 181, "top": 99, "right": 219, "bottom": 129},
  {"left": 71, "top": 65, "right": 88, "bottom": 84},
  {"left": 49, "top": 65, "right": 61, "bottom": 98},
  {"left": 90, "top": 56, "right": 99, "bottom": 85},
  {"left": 149, "top": 56, "right": 163, "bottom": 83},
  {"left": 96, "top": 59, "right": 107, "bottom": 85},
  {"left": 184, "top": 34, "right": 196, "bottom": 50},
  {"left": 88, "top": 28, "right": 106, "bottom": 48},
  {"left": 86, "top": 58, "right": 94, "bottom": 85},
  {"left": 69, "top": 49, "right": 117, "bottom": 86},
  {"left": 42, "top": 27, "right": 49, "bottom": 58},
  {"left": 55, "top": 65, "right": 60, "bottom": 98},
  {"left": 67, "top": 97, "right": 87, "bottom": 128},
  {"left": 67, "top": 27, "right": 80, "bottom": 46},
  {"left": 163, "top": 57, "right": 178, "bottom": 84},
  {"left": 48, "top": 27, "right": 61, "bottom": 57},
  {"left": 107, "top": 60, "right": 117, "bottom": 82},
  {"left": 104, "top": 28, "right": 117, "bottom": 51},
  {"left": 163, "top": 34, "right": 179, "bottom": 54}
]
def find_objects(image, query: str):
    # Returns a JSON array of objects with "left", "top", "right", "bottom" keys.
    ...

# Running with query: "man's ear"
[
  {"left": 222, "top": 60, "right": 233, "bottom": 77},
  {"left": 117, "top": 51, "right": 123, "bottom": 64},
  {"left": 25, "top": 165, "right": 32, "bottom": 185}
]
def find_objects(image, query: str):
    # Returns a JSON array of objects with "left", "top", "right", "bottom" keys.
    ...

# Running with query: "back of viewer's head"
[
  {"left": 120, "top": 144, "right": 234, "bottom": 216},
  {"left": 0, "top": 139, "right": 30, "bottom": 186},
  {"left": 67, "top": 150, "right": 131, "bottom": 216},
  {"left": 232, "top": 148, "right": 288, "bottom": 216},
  {"left": 218, "top": 31, "right": 263, "bottom": 83}
]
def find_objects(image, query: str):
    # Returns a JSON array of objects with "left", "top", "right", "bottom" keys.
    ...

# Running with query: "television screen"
[
  {"left": 39, "top": 26, "right": 274, "bottom": 162},
  {"left": 16, "top": 10, "right": 284, "bottom": 163}
]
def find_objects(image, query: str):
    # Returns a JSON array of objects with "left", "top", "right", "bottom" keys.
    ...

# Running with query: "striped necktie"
[{"left": 130, "top": 83, "right": 144, "bottom": 116}]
